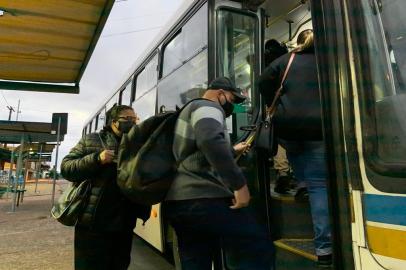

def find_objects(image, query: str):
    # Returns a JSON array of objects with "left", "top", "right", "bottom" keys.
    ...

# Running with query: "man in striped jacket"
[{"left": 164, "top": 77, "right": 274, "bottom": 270}]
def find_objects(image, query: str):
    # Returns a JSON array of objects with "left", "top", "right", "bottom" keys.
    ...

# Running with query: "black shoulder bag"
[{"left": 51, "top": 134, "right": 106, "bottom": 226}]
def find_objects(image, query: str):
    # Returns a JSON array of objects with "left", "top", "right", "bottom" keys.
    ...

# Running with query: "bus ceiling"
[
  {"left": 0, "top": 0, "right": 115, "bottom": 94},
  {"left": 231, "top": 0, "right": 311, "bottom": 43},
  {"left": 260, "top": 0, "right": 311, "bottom": 44}
]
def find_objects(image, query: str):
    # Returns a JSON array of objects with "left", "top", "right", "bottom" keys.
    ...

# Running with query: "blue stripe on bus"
[{"left": 364, "top": 194, "right": 406, "bottom": 226}]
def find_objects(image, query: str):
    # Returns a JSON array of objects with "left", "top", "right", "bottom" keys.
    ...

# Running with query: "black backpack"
[{"left": 117, "top": 99, "right": 199, "bottom": 205}]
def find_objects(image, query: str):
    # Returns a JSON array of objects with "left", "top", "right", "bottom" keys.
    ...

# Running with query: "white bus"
[{"left": 83, "top": 0, "right": 406, "bottom": 269}]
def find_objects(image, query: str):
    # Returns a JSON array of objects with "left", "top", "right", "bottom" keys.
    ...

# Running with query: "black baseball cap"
[{"left": 208, "top": 77, "right": 246, "bottom": 104}]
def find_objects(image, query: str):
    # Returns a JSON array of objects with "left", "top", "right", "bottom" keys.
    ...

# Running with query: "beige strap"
[{"left": 266, "top": 53, "right": 296, "bottom": 118}]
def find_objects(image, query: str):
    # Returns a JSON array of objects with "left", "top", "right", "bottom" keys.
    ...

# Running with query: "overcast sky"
[{"left": 0, "top": 0, "right": 189, "bottom": 169}]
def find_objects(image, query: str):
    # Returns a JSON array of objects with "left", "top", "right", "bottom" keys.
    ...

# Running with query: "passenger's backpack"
[{"left": 117, "top": 99, "right": 200, "bottom": 205}]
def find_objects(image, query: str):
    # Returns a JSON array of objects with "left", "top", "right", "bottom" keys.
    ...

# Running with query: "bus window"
[
  {"left": 97, "top": 108, "right": 106, "bottom": 131},
  {"left": 217, "top": 8, "right": 258, "bottom": 140},
  {"left": 158, "top": 4, "right": 208, "bottom": 110},
  {"left": 132, "top": 88, "right": 157, "bottom": 121},
  {"left": 158, "top": 50, "right": 208, "bottom": 110},
  {"left": 106, "top": 92, "right": 119, "bottom": 111},
  {"left": 355, "top": 0, "right": 406, "bottom": 177},
  {"left": 120, "top": 78, "right": 133, "bottom": 106},
  {"left": 162, "top": 3, "right": 207, "bottom": 77},
  {"left": 136, "top": 54, "right": 158, "bottom": 100}
]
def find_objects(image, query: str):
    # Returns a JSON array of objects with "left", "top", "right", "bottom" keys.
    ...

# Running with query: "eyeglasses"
[{"left": 118, "top": 116, "right": 138, "bottom": 121}]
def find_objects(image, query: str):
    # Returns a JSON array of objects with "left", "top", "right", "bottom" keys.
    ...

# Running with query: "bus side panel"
[{"left": 134, "top": 203, "right": 164, "bottom": 252}]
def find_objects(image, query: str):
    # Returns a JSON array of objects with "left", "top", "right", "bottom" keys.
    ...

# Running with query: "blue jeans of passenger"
[
  {"left": 279, "top": 139, "right": 332, "bottom": 256},
  {"left": 164, "top": 198, "right": 274, "bottom": 270}
]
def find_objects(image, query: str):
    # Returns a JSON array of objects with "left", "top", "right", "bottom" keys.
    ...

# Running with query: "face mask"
[
  {"left": 116, "top": 120, "right": 133, "bottom": 134},
  {"left": 219, "top": 93, "right": 234, "bottom": 118}
]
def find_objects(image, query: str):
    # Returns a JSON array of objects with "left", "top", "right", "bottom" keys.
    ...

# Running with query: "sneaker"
[
  {"left": 294, "top": 187, "right": 309, "bottom": 202},
  {"left": 274, "top": 175, "right": 291, "bottom": 194},
  {"left": 317, "top": 254, "right": 332, "bottom": 268}
]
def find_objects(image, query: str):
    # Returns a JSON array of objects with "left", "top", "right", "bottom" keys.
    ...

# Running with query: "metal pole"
[
  {"left": 5, "top": 106, "right": 15, "bottom": 148},
  {"left": 34, "top": 144, "right": 43, "bottom": 193},
  {"left": 12, "top": 136, "right": 24, "bottom": 212},
  {"left": 6, "top": 149, "right": 14, "bottom": 199},
  {"left": 20, "top": 158, "right": 28, "bottom": 203},
  {"left": 7, "top": 106, "right": 14, "bottom": 121},
  {"left": 16, "top": 99, "right": 21, "bottom": 121},
  {"left": 51, "top": 117, "right": 61, "bottom": 207}
]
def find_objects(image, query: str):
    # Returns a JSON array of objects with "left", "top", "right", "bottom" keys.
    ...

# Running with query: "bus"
[{"left": 83, "top": 0, "right": 406, "bottom": 269}]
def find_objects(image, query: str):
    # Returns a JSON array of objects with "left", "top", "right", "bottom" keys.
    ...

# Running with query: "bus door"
[
  {"left": 343, "top": 1, "right": 406, "bottom": 269},
  {"left": 214, "top": 0, "right": 270, "bottom": 235}
]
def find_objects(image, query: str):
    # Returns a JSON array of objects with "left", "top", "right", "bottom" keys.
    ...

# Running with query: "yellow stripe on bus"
[{"left": 366, "top": 225, "right": 406, "bottom": 260}]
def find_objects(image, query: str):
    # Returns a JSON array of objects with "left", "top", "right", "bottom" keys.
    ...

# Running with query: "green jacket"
[{"left": 61, "top": 128, "right": 150, "bottom": 231}]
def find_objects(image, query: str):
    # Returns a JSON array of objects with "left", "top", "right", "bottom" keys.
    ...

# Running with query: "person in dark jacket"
[
  {"left": 258, "top": 29, "right": 332, "bottom": 267},
  {"left": 164, "top": 77, "right": 274, "bottom": 270},
  {"left": 61, "top": 105, "right": 150, "bottom": 270},
  {"left": 264, "top": 39, "right": 297, "bottom": 195}
]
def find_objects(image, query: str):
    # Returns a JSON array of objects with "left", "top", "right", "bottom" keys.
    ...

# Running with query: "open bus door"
[{"left": 213, "top": 0, "right": 270, "bottom": 230}]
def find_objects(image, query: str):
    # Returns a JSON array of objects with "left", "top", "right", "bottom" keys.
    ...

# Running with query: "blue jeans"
[
  {"left": 164, "top": 198, "right": 274, "bottom": 270},
  {"left": 279, "top": 140, "right": 332, "bottom": 256}
]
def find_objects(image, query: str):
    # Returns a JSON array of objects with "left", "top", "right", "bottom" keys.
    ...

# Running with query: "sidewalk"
[
  {"left": 0, "top": 181, "right": 174, "bottom": 270},
  {"left": 0, "top": 181, "right": 73, "bottom": 270}
]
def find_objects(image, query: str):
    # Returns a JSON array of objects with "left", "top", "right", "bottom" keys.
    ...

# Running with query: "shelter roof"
[
  {"left": 0, "top": 0, "right": 115, "bottom": 93},
  {"left": 0, "top": 120, "right": 64, "bottom": 143}
]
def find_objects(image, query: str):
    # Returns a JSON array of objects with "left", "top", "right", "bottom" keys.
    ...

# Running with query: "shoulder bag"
[
  {"left": 51, "top": 180, "right": 91, "bottom": 226},
  {"left": 51, "top": 134, "right": 106, "bottom": 226}
]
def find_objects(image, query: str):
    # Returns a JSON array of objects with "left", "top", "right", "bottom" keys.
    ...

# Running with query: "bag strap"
[
  {"left": 179, "top": 98, "right": 207, "bottom": 113},
  {"left": 266, "top": 53, "right": 296, "bottom": 119},
  {"left": 97, "top": 133, "right": 107, "bottom": 150}
]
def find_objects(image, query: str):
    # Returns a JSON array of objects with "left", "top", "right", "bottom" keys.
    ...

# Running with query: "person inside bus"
[
  {"left": 164, "top": 77, "right": 274, "bottom": 270},
  {"left": 61, "top": 105, "right": 150, "bottom": 270},
  {"left": 258, "top": 29, "right": 332, "bottom": 267},
  {"left": 263, "top": 39, "right": 298, "bottom": 195}
]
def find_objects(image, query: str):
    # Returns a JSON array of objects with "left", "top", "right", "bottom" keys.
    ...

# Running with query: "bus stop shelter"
[
  {"left": 0, "top": 119, "right": 66, "bottom": 212},
  {"left": 0, "top": 0, "right": 115, "bottom": 93},
  {"left": 14, "top": 142, "right": 56, "bottom": 191}
]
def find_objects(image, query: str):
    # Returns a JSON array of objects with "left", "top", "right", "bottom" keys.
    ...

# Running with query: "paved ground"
[{"left": 0, "top": 181, "right": 174, "bottom": 270}]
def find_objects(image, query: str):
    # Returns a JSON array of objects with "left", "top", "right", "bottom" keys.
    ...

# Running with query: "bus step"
[
  {"left": 269, "top": 191, "right": 314, "bottom": 239},
  {"left": 274, "top": 238, "right": 319, "bottom": 270}
]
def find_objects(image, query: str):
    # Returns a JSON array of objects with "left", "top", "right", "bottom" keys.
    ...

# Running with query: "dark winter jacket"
[
  {"left": 61, "top": 128, "right": 150, "bottom": 232},
  {"left": 258, "top": 52, "right": 323, "bottom": 141}
]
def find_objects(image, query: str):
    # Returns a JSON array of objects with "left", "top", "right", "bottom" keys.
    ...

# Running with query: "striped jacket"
[{"left": 166, "top": 99, "right": 246, "bottom": 201}]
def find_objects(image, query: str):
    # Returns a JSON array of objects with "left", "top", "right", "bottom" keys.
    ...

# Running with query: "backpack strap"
[
  {"left": 178, "top": 98, "right": 207, "bottom": 112},
  {"left": 266, "top": 53, "right": 296, "bottom": 119}
]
